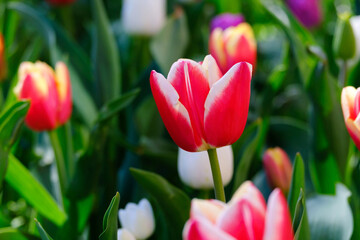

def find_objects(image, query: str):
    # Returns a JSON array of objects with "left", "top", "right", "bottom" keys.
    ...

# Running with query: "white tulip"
[
  {"left": 119, "top": 199, "right": 155, "bottom": 239},
  {"left": 121, "top": 0, "right": 166, "bottom": 36},
  {"left": 177, "top": 145, "right": 234, "bottom": 189},
  {"left": 350, "top": 16, "right": 360, "bottom": 63},
  {"left": 117, "top": 228, "right": 136, "bottom": 240}
]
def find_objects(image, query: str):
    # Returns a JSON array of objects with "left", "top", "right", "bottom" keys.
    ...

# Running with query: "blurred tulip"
[
  {"left": 45, "top": 0, "right": 76, "bottom": 5},
  {"left": 286, "top": 0, "right": 322, "bottom": 29},
  {"left": 117, "top": 229, "right": 136, "bottom": 240},
  {"left": 209, "top": 22, "right": 256, "bottom": 73},
  {"left": 121, "top": 0, "right": 166, "bottom": 36},
  {"left": 178, "top": 145, "right": 233, "bottom": 189},
  {"left": 333, "top": 12, "right": 356, "bottom": 61},
  {"left": 14, "top": 61, "right": 72, "bottom": 131},
  {"left": 150, "top": 55, "right": 252, "bottom": 152},
  {"left": 119, "top": 199, "right": 155, "bottom": 239},
  {"left": 183, "top": 181, "right": 294, "bottom": 240},
  {"left": 350, "top": 16, "right": 360, "bottom": 64},
  {"left": 210, "top": 13, "right": 245, "bottom": 32},
  {"left": 263, "top": 147, "right": 293, "bottom": 194},
  {"left": 0, "top": 33, "right": 7, "bottom": 82},
  {"left": 341, "top": 86, "right": 360, "bottom": 149}
]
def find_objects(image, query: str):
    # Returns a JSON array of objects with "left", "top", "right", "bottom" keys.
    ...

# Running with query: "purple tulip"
[
  {"left": 286, "top": 0, "right": 323, "bottom": 29},
  {"left": 210, "top": 13, "right": 245, "bottom": 32}
]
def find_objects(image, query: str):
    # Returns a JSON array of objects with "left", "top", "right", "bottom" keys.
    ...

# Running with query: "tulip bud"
[
  {"left": 178, "top": 146, "right": 234, "bottom": 189},
  {"left": 209, "top": 22, "right": 257, "bottom": 73},
  {"left": 14, "top": 61, "right": 72, "bottom": 131},
  {"left": 262, "top": 147, "right": 293, "bottom": 194},
  {"left": 119, "top": 199, "right": 155, "bottom": 239},
  {"left": 350, "top": 16, "right": 360, "bottom": 63},
  {"left": 121, "top": 0, "right": 166, "bottom": 36},
  {"left": 0, "top": 33, "right": 7, "bottom": 82},
  {"left": 117, "top": 229, "right": 136, "bottom": 240},
  {"left": 333, "top": 12, "right": 356, "bottom": 60},
  {"left": 286, "top": 0, "right": 322, "bottom": 29},
  {"left": 210, "top": 13, "right": 245, "bottom": 32}
]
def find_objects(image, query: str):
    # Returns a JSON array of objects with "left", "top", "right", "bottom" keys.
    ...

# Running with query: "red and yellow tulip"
[
  {"left": 150, "top": 55, "right": 252, "bottom": 152},
  {"left": 183, "top": 181, "right": 294, "bottom": 240},
  {"left": 263, "top": 147, "right": 293, "bottom": 194},
  {"left": 209, "top": 23, "right": 256, "bottom": 74},
  {"left": 14, "top": 61, "right": 72, "bottom": 131},
  {"left": 341, "top": 86, "right": 360, "bottom": 149},
  {"left": 0, "top": 33, "right": 7, "bottom": 82}
]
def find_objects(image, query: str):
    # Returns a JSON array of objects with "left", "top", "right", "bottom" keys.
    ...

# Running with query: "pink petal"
[
  {"left": 55, "top": 62, "right": 72, "bottom": 125},
  {"left": 216, "top": 198, "right": 265, "bottom": 240},
  {"left": 190, "top": 199, "right": 226, "bottom": 224},
  {"left": 167, "top": 59, "right": 210, "bottom": 148},
  {"left": 345, "top": 118, "right": 360, "bottom": 150},
  {"left": 204, "top": 62, "right": 252, "bottom": 148},
  {"left": 183, "top": 217, "right": 236, "bottom": 240},
  {"left": 263, "top": 189, "right": 294, "bottom": 240},
  {"left": 150, "top": 70, "right": 201, "bottom": 152},
  {"left": 341, "top": 86, "right": 357, "bottom": 121}
]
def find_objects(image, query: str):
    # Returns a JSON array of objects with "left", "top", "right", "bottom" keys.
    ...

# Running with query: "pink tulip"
[
  {"left": 263, "top": 147, "right": 293, "bottom": 194},
  {"left": 209, "top": 22, "right": 257, "bottom": 74},
  {"left": 14, "top": 61, "right": 72, "bottom": 131},
  {"left": 341, "top": 86, "right": 360, "bottom": 149},
  {"left": 150, "top": 55, "right": 252, "bottom": 152},
  {"left": 183, "top": 181, "right": 294, "bottom": 240}
]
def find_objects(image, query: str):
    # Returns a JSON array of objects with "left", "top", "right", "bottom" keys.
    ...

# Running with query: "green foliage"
[
  {"left": 99, "top": 192, "right": 120, "bottom": 240},
  {"left": 35, "top": 219, "right": 54, "bottom": 240}
]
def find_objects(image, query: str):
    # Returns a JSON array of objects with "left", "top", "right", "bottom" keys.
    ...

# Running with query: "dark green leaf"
[
  {"left": 288, "top": 153, "right": 305, "bottom": 219},
  {"left": 35, "top": 219, "right": 53, "bottom": 240},
  {"left": 5, "top": 154, "right": 66, "bottom": 226},
  {"left": 131, "top": 168, "right": 190, "bottom": 236},
  {"left": 292, "top": 189, "right": 310, "bottom": 240},
  {"left": 99, "top": 192, "right": 120, "bottom": 240}
]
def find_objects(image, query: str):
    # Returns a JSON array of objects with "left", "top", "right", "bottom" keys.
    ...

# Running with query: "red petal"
[
  {"left": 204, "top": 62, "right": 252, "bottom": 148},
  {"left": 55, "top": 62, "right": 72, "bottom": 125},
  {"left": 190, "top": 199, "right": 226, "bottom": 224},
  {"left": 150, "top": 70, "right": 200, "bottom": 151},
  {"left": 216, "top": 198, "right": 265, "bottom": 240},
  {"left": 183, "top": 218, "right": 236, "bottom": 240},
  {"left": 263, "top": 189, "right": 294, "bottom": 240},
  {"left": 225, "top": 35, "right": 257, "bottom": 72}
]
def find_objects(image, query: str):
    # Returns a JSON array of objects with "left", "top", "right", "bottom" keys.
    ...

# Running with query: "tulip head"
[
  {"left": 350, "top": 16, "right": 360, "bottom": 63},
  {"left": 119, "top": 199, "right": 155, "bottom": 239},
  {"left": 117, "top": 229, "right": 136, "bottom": 240},
  {"left": 178, "top": 145, "right": 233, "bottom": 189},
  {"left": 121, "top": 0, "right": 166, "bottom": 36},
  {"left": 183, "top": 181, "right": 294, "bottom": 240},
  {"left": 341, "top": 86, "right": 360, "bottom": 149},
  {"left": 209, "top": 22, "right": 256, "bottom": 73},
  {"left": 14, "top": 61, "right": 72, "bottom": 131},
  {"left": 333, "top": 12, "right": 356, "bottom": 60},
  {"left": 263, "top": 147, "right": 293, "bottom": 194},
  {"left": 0, "top": 33, "right": 7, "bottom": 82},
  {"left": 286, "top": 0, "right": 322, "bottom": 29},
  {"left": 150, "top": 55, "right": 252, "bottom": 152},
  {"left": 210, "top": 13, "right": 245, "bottom": 32}
]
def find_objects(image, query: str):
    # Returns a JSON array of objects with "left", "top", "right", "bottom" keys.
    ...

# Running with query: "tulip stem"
[
  {"left": 340, "top": 60, "right": 348, "bottom": 87},
  {"left": 49, "top": 130, "right": 67, "bottom": 208},
  {"left": 207, "top": 148, "right": 226, "bottom": 202}
]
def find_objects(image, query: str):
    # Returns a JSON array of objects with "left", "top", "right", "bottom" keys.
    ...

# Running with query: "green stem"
[
  {"left": 207, "top": 148, "right": 225, "bottom": 202},
  {"left": 64, "top": 122, "right": 74, "bottom": 178},
  {"left": 340, "top": 60, "right": 348, "bottom": 87},
  {"left": 48, "top": 130, "right": 67, "bottom": 208}
]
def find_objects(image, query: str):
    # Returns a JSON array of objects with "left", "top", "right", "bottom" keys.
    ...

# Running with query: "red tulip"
[
  {"left": 14, "top": 61, "right": 72, "bottom": 131},
  {"left": 341, "top": 86, "right": 360, "bottom": 149},
  {"left": 183, "top": 181, "right": 294, "bottom": 240},
  {"left": 209, "top": 22, "right": 256, "bottom": 74},
  {"left": 150, "top": 55, "right": 252, "bottom": 152},
  {"left": 0, "top": 33, "right": 7, "bottom": 82},
  {"left": 263, "top": 147, "right": 293, "bottom": 194}
]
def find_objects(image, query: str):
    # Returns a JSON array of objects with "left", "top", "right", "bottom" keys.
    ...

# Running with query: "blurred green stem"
[
  {"left": 0, "top": 84, "right": 3, "bottom": 109},
  {"left": 59, "top": 6, "right": 74, "bottom": 36},
  {"left": 340, "top": 60, "right": 348, "bottom": 87},
  {"left": 65, "top": 122, "right": 74, "bottom": 178},
  {"left": 49, "top": 130, "right": 67, "bottom": 208},
  {"left": 207, "top": 148, "right": 225, "bottom": 202}
]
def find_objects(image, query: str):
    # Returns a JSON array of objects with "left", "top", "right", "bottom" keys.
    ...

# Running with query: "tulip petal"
[
  {"left": 345, "top": 118, "right": 360, "bottom": 149},
  {"left": 209, "top": 29, "right": 227, "bottom": 73},
  {"left": 341, "top": 86, "right": 357, "bottom": 120},
  {"left": 216, "top": 198, "right": 265, "bottom": 240},
  {"left": 204, "top": 62, "right": 252, "bottom": 147},
  {"left": 190, "top": 199, "right": 226, "bottom": 224},
  {"left": 55, "top": 62, "right": 72, "bottom": 125},
  {"left": 263, "top": 189, "right": 294, "bottom": 240},
  {"left": 201, "top": 55, "right": 223, "bottom": 88},
  {"left": 183, "top": 218, "right": 236, "bottom": 240},
  {"left": 150, "top": 70, "right": 201, "bottom": 151}
]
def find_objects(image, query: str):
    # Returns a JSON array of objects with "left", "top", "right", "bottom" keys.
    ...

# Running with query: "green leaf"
[
  {"left": 0, "top": 228, "right": 27, "bottom": 240},
  {"left": 130, "top": 168, "right": 191, "bottom": 236},
  {"left": 5, "top": 154, "right": 67, "bottom": 226},
  {"left": 97, "top": 89, "right": 140, "bottom": 124},
  {"left": 232, "top": 118, "right": 268, "bottom": 192},
  {"left": 35, "top": 219, "right": 53, "bottom": 240},
  {"left": 92, "top": 0, "right": 121, "bottom": 102},
  {"left": 99, "top": 192, "right": 120, "bottom": 240},
  {"left": 292, "top": 189, "right": 310, "bottom": 240},
  {"left": 288, "top": 153, "right": 305, "bottom": 219},
  {"left": 307, "top": 184, "right": 353, "bottom": 240},
  {"left": 150, "top": 10, "right": 189, "bottom": 74}
]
